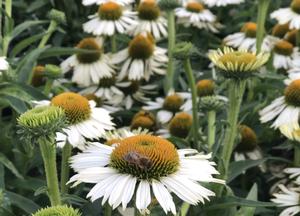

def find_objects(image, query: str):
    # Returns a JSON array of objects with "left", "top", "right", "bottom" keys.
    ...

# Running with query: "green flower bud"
[
  {"left": 48, "top": 9, "right": 67, "bottom": 25},
  {"left": 32, "top": 205, "right": 81, "bottom": 216},
  {"left": 17, "top": 106, "right": 66, "bottom": 140},
  {"left": 173, "top": 42, "right": 197, "bottom": 59},
  {"left": 44, "top": 64, "right": 62, "bottom": 79},
  {"left": 199, "top": 96, "right": 226, "bottom": 111},
  {"left": 158, "top": 0, "right": 180, "bottom": 11}
]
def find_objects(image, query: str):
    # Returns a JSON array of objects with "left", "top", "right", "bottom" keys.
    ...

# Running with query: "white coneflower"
[
  {"left": 103, "top": 128, "right": 150, "bottom": 146},
  {"left": 234, "top": 125, "right": 266, "bottom": 171},
  {"left": 130, "top": 110, "right": 157, "bottom": 131},
  {"left": 111, "top": 33, "right": 168, "bottom": 81},
  {"left": 34, "top": 92, "right": 115, "bottom": 150},
  {"left": 271, "top": 184, "right": 300, "bottom": 216},
  {"left": 117, "top": 81, "right": 157, "bottom": 109},
  {"left": 224, "top": 22, "right": 272, "bottom": 52},
  {"left": 82, "top": 0, "right": 134, "bottom": 6},
  {"left": 69, "top": 134, "right": 224, "bottom": 215},
  {"left": 128, "top": 0, "right": 167, "bottom": 39},
  {"left": 271, "top": 0, "right": 300, "bottom": 30},
  {"left": 61, "top": 37, "right": 116, "bottom": 87},
  {"left": 175, "top": 1, "right": 222, "bottom": 33},
  {"left": 80, "top": 75, "right": 124, "bottom": 105},
  {"left": 208, "top": 47, "right": 270, "bottom": 79},
  {"left": 272, "top": 40, "right": 299, "bottom": 70},
  {"left": 83, "top": 2, "right": 137, "bottom": 36},
  {"left": 259, "top": 73, "right": 300, "bottom": 138},
  {"left": 202, "top": 0, "right": 244, "bottom": 7},
  {"left": 143, "top": 91, "right": 191, "bottom": 124}
]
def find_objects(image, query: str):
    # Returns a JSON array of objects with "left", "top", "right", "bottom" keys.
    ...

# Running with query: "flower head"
[
  {"left": 18, "top": 106, "right": 66, "bottom": 140},
  {"left": 32, "top": 205, "right": 81, "bottom": 216},
  {"left": 51, "top": 92, "right": 91, "bottom": 125},
  {"left": 169, "top": 112, "right": 192, "bottom": 138},
  {"left": 61, "top": 37, "right": 116, "bottom": 87},
  {"left": 235, "top": 125, "right": 258, "bottom": 152},
  {"left": 271, "top": 0, "right": 300, "bottom": 30},
  {"left": 209, "top": 47, "right": 269, "bottom": 79},
  {"left": 138, "top": 0, "right": 160, "bottom": 21},
  {"left": 131, "top": 110, "right": 156, "bottom": 131},
  {"left": 128, "top": 0, "right": 167, "bottom": 39},
  {"left": 83, "top": 2, "right": 137, "bottom": 36},
  {"left": 128, "top": 33, "right": 154, "bottom": 60},
  {"left": 197, "top": 79, "right": 215, "bottom": 97},
  {"left": 69, "top": 134, "right": 224, "bottom": 214},
  {"left": 272, "top": 23, "right": 290, "bottom": 38},
  {"left": 31, "top": 66, "right": 46, "bottom": 87}
]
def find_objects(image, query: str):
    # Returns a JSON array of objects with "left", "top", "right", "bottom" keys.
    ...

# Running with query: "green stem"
[
  {"left": 256, "top": 0, "right": 270, "bottom": 52},
  {"left": 38, "top": 137, "right": 61, "bottom": 206},
  {"left": 0, "top": 0, "right": 3, "bottom": 44},
  {"left": 221, "top": 80, "right": 246, "bottom": 177},
  {"left": 180, "top": 202, "right": 190, "bottom": 216},
  {"left": 183, "top": 58, "right": 200, "bottom": 149},
  {"left": 3, "top": 0, "right": 12, "bottom": 55},
  {"left": 60, "top": 142, "right": 72, "bottom": 195},
  {"left": 294, "top": 144, "right": 300, "bottom": 167},
  {"left": 104, "top": 204, "right": 112, "bottom": 216},
  {"left": 207, "top": 110, "right": 216, "bottom": 151},
  {"left": 110, "top": 35, "right": 117, "bottom": 53},
  {"left": 38, "top": 21, "right": 57, "bottom": 48},
  {"left": 165, "top": 10, "right": 176, "bottom": 93},
  {"left": 43, "top": 79, "right": 54, "bottom": 97}
]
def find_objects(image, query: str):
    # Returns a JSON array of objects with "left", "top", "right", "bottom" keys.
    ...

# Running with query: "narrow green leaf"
[
  {"left": 0, "top": 153, "right": 23, "bottom": 179},
  {"left": 1, "top": 95, "right": 28, "bottom": 113},
  {"left": 11, "top": 20, "right": 48, "bottom": 39},
  {"left": 5, "top": 191, "right": 40, "bottom": 214},
  {"left": 205, "top": 196, "right": 276, "bottom": 210},
  {"left": 38, "top": 47, "right": 102, "bottom": 59},
  {"left": 17, "top": 46, "right": 49, "bottom": 83},
  {"left": 11, "top": 33, "right": 46, "bottom": 57},
  {"left": 237, "top": 184, "right": 258, "bottom": 216},
  {"left": 228, "top": 159, "right": 267, "bottom": 183}
]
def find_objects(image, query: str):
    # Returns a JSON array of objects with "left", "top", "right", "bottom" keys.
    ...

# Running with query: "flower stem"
[
  {"left": 38, "top": 20, "right": 58, "bottom": 48},
  {"left": 294, "top": 144, "right": 300, "bottom": 167},
  {"left": 104, "top": 203, "right": 112, "bottom": 216},
  {"left": 110, "top": 35, "right": 117, "bottom": 53},
  {"left": 43, "top": 79, "right": 54, "bottom": 97},
  {"left": 183, "top": 58, "right": 200, "bottom": 149},
  {"left": 256, "top": 0, "right": 270, "bottom": 52},
  {"left": 221, "top": 80, "right": 246, "bottom": 177},
  {"left": 60, "top": 142, "right": 72, "bottom": 195},
  {"left": 165, "top": 10, "right": 176, "bottom": 93},
  {"left": 207, "top": 110, "right": 216, "bottom": 151},
  {"left": 3, "top": 0, "right": 12, "bottom": 56},
  {"left": 180, "top": 202, "right": 190, "bottom": 216},
  {"left": 38, "top": 137, "right": 61, "bottom": 206}
]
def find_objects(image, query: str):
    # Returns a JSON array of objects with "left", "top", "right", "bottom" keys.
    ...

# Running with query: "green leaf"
[
  {"left": 5, "top": 191, "right": 40, "bottom": 214},
  {"left": 16, "top": 46, "right": 49, "bottom": 83},
  {"left": 1, "top": 95, "right": 28, "bottom": 113},
  {"left": 237, "top": 184, "right": 258, "bottom": 216},
  {"left": 205, "top": 196, "right": 276, "bottom": 210},
  {"left": 10, "top": 177, "right": 45, "bottom": 192},
  {"left": 38, "top": 47, "right": 102, "bottom": 59},
  {"left": 227, "top": 159, "right": 267, "bottom": 183},
  {"left": 11, "top": 20, "right": 48, "bottom": 40},
  {"left": 0, "top": 153, "right": 23, "bottom": 179},
  {"left": 11, "top": 33, "right": 47, "bottom": 57}
]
